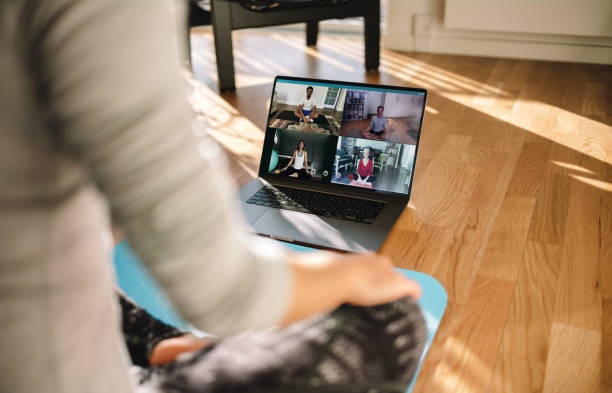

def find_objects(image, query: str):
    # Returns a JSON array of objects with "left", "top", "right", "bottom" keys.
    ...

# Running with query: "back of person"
[
  {"left": 0, "top": 3, "right": 139, "bottom": 392},
  {"left": 1, "top": 3, "right": 296, "bottom": 392}
]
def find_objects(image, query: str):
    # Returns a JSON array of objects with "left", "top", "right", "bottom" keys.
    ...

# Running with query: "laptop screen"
[{"left": 260, "top": 77, "right": 426, "bottom": 196}]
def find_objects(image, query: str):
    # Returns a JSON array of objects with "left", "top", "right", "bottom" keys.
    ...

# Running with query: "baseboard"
[{"left": 383, "top": 33, "right": 612, "bottom": 65}]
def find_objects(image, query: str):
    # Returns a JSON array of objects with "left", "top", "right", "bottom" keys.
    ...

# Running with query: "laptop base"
[{"left": 239, "top": 177, "right": 407, "bottom": 253}]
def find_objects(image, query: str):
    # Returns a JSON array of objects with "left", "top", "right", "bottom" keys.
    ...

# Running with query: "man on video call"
[
  {"left": 365, "top": 106, "right": 388, "bottom": 136},
  {"left": 294, "top": 86, "right": 319, "bottom": 123}
]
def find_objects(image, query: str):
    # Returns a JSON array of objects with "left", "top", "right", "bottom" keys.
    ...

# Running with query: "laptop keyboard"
[{"left": 247, "top": 185, "right": 385, "bottom": 224}]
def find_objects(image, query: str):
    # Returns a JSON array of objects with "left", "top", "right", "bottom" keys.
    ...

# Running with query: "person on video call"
[
  {"left": 281, "top": 140, "right": 312, "bottom": 179},
  {"left": 294, "top": 86, "right": 319, "bottom": 123},
  {"left": 365, "top": 105, "right": 388, "bottom": 136},
  {"left": 353, "top": 147, "right": 375, "bottom": 185},
  {"left": 0, "top": 1, "right": 426, "bottom": 392}
]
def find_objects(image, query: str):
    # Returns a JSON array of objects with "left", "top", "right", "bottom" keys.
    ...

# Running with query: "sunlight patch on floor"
[
  {"left": 570, "top": 174, "right": 612, "bottom": 192},
  {"left": 434, "top": 336, "right": 491, "bottom": 393},
  {"left": 189, "top": 31, "right": 612, "bottom": 165},
  {"left": 441, "top": 93, "right": 612, "bottom": 164},
  {"left": 184, "top": 72, "right": 264, "bottom": 158},
  {"left": 550, "top": 160, "right": 596, "bottom": 175},
  {"left": 270, "top": 33, "right": 356, "bottom": 72}
]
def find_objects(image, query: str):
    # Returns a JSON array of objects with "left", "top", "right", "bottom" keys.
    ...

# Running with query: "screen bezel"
[{"left": 258, "top": 76, "right": 427, "bottom": 200}]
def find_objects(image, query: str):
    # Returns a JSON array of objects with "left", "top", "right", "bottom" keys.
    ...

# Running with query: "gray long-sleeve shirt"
[{"left": 0, "top": 1, "right": 290, "bottom": 391}]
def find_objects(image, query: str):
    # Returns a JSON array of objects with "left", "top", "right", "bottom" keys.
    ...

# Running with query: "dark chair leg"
[
  {"left": 364, "top": 0, "right": 380, "bottom": 71},
  {"left": 306, "top": 21, "right": 319, "bottom": 47},
  {"left": 211, "top": 0, "right": 236, "bottom": 91}
]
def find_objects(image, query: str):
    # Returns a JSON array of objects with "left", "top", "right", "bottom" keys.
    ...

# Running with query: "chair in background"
[
  {"left": 334, "top": 149, "right": 353, "bottom": 178},
  {"left": 189, "top": 0, "right": 380, "bottom": 91},
  {"left": 378, "top": 153, "right": 389, "bottom": 171},
  {"left": 373, "top": 155, "right": 383, "bottom": 173}
]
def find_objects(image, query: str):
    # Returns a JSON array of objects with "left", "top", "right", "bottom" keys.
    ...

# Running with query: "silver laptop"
[{"left": 239, "top": 76, "right": 427, "bottom": 252}]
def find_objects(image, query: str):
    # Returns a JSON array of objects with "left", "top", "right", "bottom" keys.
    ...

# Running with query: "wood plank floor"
[{"left": 188, "top": 29, "right": 611, "bottom": 393}]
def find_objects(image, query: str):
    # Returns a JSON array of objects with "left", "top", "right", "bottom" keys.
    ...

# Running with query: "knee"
[{"left": 364, "top": 297, "right": 428, "bottom": 379}]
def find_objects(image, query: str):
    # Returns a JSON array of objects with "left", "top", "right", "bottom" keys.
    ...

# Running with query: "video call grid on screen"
[{"left": 262, "top": 78, "right": 426, "bottom": 196}]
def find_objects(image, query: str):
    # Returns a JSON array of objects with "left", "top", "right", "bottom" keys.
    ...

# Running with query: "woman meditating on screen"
[
  {"left": 281, "top": 140, "right": 312, "bottom": 179},
  {"left": 353, "top": 147, "right": 375, "bottom": 185}
]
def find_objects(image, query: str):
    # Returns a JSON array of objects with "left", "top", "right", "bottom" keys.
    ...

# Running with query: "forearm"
[
  {"left": 281, "top": 254, "right": 351, "bottom": 324},
  {"left": 281, "top": 252, "right": 422, "bottom": 324}
]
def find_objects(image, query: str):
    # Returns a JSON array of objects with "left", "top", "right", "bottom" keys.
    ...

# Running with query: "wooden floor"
[{"left": 188, "top": 29, "right": 611, "bottom": 393}]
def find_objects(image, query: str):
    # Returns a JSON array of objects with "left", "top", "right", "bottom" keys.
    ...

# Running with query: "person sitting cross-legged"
[
  {"left": 364, "top": 105, "right": 388, "bottom": 136},
  {"left": 281, "top": 140, "right": 312, "bottom": 179},
  {"left": 351, "top": 147, "right": 376, "bottom": 186},
  {"left": 294, "top": 85, "right": 319, "bottom": 123}
]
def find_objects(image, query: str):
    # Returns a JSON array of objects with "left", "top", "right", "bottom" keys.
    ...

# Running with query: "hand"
[
  {"left": 149, "top": 334, "right": 211, "bottom": 366},
  {"left": 341, "top": 252, "right": 421, "bottom": 306},
  {"left": 282, "top": 252, "right": 421, "bottom": 325}
]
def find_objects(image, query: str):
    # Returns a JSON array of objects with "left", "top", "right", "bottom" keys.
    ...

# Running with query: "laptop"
[{"left": 239, "top": 76, "right": 427, "bottom": 252}]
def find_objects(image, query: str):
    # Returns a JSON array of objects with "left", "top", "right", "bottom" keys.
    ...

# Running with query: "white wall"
[
  {"left": 274, "top": 82, "right": 327, "bottom": 108},
  {"left": 383, "top": 0, "right": 612, "bottom": 64},
  {"left": 444, "top": 0, "right": 612, "bottom": 37},
  {"left": 335, "top": 89, "right": 347, "bottom": 112},
  {"left": 364, "top": 91, "right": 385, "bottom": 116},
  {"left": 362, "top": 91, "right": 425, "bottom": 118},
  {"left": 401, "top": 145, "right": 416, "bottom": 169},
  {"left": 353, "top": 139, "right": 390, "bottom": 151},
  {"left": 383, "top": 94, "right": 425, "bottom": 118}
]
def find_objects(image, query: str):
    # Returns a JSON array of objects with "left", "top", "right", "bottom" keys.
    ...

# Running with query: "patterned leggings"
[{"left": 121, "top": 294, "right": 427, "bottom": 393}]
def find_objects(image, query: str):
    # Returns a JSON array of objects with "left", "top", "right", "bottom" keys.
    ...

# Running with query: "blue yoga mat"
[
  {"left": 112, "top": 241, "right": 447, "bottom": 393},
  {"left": 277, "top": 243, "right": 448, "bottom": 393}
]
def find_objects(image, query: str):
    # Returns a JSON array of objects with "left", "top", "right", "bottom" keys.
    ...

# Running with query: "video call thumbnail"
[
  {"left": 340, "top": 89, "right": 424, "bottom": 145},
  {"left": 331, "top": 137, "right": 417, "bottom": 194},
  {"left": 267, "top": 129, "right": 334, "bottom": 181},
  {"left": 268, "top": 82, "right": 345, "bottom": 136}
]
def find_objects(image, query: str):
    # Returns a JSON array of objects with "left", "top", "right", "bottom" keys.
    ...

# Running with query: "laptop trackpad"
[{"left": 252, "top": 209, "right": 365, "bottom": 251}]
